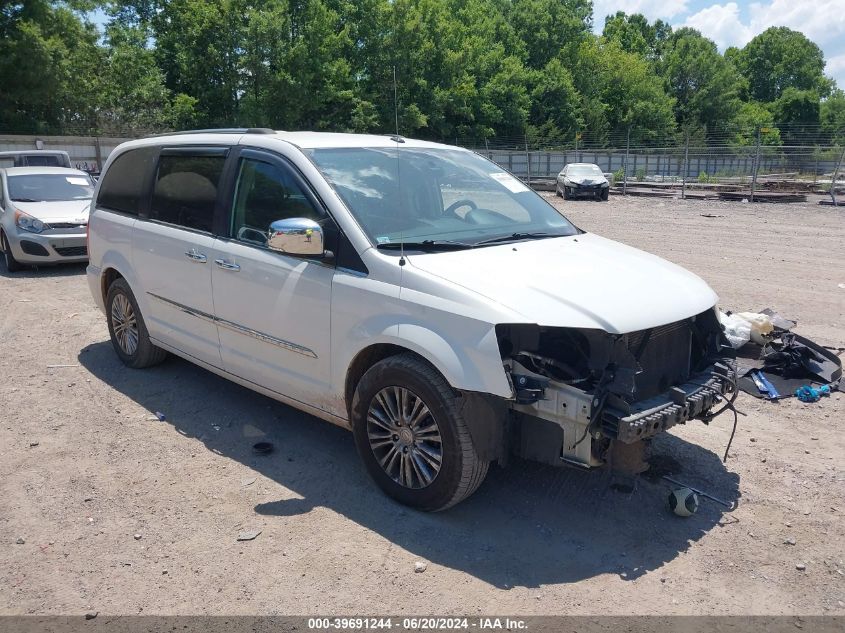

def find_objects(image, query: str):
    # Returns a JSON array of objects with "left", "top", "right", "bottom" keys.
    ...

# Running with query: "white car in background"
[
  {"left": 0, "top": 149, "right": 73, "bottom": 168},
  {"left": 0, "top": 167, "right": 93, "bottom": 271},
  {"left": 556, "top": 163, "right": 610, "bottom": 200},
  {"left": 86, "top": 129, "right": 734, "bottom": 511}
]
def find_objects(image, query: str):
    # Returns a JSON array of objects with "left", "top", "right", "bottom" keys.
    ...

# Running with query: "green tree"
[
  {"left": 821, "top": 89, "right": 845, "bottom": 143},
  {"left": 772, "top": 87, "right": 821, "bottom": 144},
  {"left": 736, "top": 27, "right": 832, "bottom": 102},
  {"left": 506, "top": 0, "right": 592, "bottom": 70},
  {"left": 0, "top": 1, "right": 102, "bottom": 133},
  {"left": 96, "top": 23, "right": 172, "bottom": 133},
  {"left": 573, "top": 39, "right": 676, "bottom": 146},
  {"left": 661, "top": 28, "right": 743, "bottom": 134},
  {"left": 602, "top": 12, "right": 671, "bottom": 61},
  {"left": 730, "top": 102, "right": 782, "bottom": 146},
  {"left": 527, "top": 59, "right": 581, "bottom": 145}
]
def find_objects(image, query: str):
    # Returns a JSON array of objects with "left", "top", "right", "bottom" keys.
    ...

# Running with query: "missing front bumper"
[
  {"left": 511, "top": 362, "right": 735, "bottom": 468},
  {"left": 599, "top": 363, "right": 735, "bottom": 443}
]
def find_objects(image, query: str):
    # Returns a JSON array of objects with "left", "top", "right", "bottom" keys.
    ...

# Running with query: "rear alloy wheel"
[
  {"left": 1, "top": 231, "right": 24, "bottom": 272},
  {"left": 351, "top": 353, "right": 489, "bottom": 511},
  {"left": 106, "top": 278, "right": 167, "bottom": 369}
]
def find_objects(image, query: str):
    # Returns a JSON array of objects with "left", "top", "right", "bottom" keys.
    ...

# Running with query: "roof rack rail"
[{"left": 151, "top": 128, "right": 277, "bottom": 137}]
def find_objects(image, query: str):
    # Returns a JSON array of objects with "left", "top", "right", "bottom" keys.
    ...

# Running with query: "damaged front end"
[{"left": 496, "top": 308, "right": 736, "bottom": 469}]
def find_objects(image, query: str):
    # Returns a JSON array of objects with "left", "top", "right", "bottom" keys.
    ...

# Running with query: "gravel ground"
[{"left": 1, "top": 194, "right": 843, "bottom": 616}]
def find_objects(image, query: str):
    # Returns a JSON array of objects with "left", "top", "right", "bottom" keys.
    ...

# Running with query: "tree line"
[{"left": 2, "top": 0, "right": 844, "bottom": 147}]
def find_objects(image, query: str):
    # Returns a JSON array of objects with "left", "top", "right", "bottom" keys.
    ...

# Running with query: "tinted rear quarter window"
[
  {"left": 150, "top": 152, "right": 226, "bottom": 233},
  {"left": 97, "top": 146, "right": 158, "bottom": 216}
]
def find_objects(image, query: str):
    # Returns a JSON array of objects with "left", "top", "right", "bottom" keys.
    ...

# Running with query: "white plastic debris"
[
  {"left": 719, "top": 312, "right": 752, "bottom": 349},
  {"left": 736, "top": 312, "right": 774, "bottom": 345}
]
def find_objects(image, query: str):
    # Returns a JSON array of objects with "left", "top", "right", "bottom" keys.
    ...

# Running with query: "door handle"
[
  {"left": 214, "top": 259, "right": 240, "bottom": 271},
  {"left": 184, "top": 249, "right": 207, "bottom": 263}
]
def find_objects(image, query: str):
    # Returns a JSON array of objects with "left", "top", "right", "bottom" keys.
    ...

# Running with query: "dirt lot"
[{"left": 1, "top": 195, "right": 843, "bottom": 616}]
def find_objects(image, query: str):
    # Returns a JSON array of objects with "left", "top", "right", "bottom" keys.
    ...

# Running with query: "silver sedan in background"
[{"left": 0, "top": 167, "right": 93, "bottom": 271}]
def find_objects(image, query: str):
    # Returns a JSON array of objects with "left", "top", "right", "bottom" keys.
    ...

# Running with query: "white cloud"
[
  {"left": 681, "top": 1, "right": 845, "bottom": 50},
  {"left": 827, "top": 54, "right": 845, "bottom": 79},
  {"left": 592, "top": 0, "right": 845, "bottom": 87},
  {"left": 680, "top": 1, "right": 845, "bottom": 86},
  {"left": 683, "top": 3, "right": 753, "bottom": 49},
  {"left": 592, "top": 0, "right": 689, "bottom": 31},
  {"left": 745, "top": 0, "right": 845, "bottom": 49}
]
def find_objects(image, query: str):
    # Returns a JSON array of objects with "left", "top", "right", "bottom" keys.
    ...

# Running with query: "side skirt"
[{"left": 150, "top": 336, "right": 352, "bottom": 431}]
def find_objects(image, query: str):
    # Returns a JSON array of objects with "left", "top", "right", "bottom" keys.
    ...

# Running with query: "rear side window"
[
  {"left": 97, "top": 147, "right": 158, "bottom": 215},
  {"left": 151, "top": 152, "right": 226, "bottom": 233}
]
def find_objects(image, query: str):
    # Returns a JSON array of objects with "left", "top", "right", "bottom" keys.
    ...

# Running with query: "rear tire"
[
  {"left": 1, "top": 231, "right": 24, "bottom": 272},
  {"left": 351, "top": 353, "right": 489, "bottom": 511},
  {"left": 106, "top": 278, "right": 167, "bottom": 369}
]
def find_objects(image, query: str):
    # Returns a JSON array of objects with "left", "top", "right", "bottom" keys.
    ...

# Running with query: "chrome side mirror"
[{"left": 267, "top": 218, "right": 324, "bottom": 256}]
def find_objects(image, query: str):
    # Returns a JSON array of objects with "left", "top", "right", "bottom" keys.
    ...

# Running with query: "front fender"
[{"left": 396, "top": 322, "right": 512, "bottom": 397}]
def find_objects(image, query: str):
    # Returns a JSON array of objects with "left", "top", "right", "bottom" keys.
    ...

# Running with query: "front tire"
[
  {"left": 601, "top": 188, "right": 609, "bottom": 201},
  {"left": 106, "top": 278, "right": 167, "bottom": 368},
  {"left": 1, "top": 231, "right": 24, "bottom": 272},
  {"left": 351, "top": 353, "right": 489, "bottom": 511},
  {"left": 562, "top": 186, "right": 570, "bottom": 200}
]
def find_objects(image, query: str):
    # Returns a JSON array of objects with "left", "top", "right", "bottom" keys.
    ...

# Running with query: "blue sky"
[{"left": 592, "top": 0, "right": 845, "bottom": 90}]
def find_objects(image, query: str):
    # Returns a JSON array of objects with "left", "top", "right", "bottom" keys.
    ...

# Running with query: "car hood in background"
[
  {"left": 405, "top": 232, "right": 718, "bottom": 333},
  {"left": 564, "top": 176, "right": 608, "bottom": 186},
  {"left": 11, "top": 199, "right": 91, "bottom": 223}
]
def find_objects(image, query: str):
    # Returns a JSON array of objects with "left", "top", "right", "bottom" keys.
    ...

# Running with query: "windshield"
[
  {"left": 306, "top": 147, "right": 578, "bottom": 247},
  {"left": 8, "top": 174, "right": 94, "bottom": 202},
  {"left": 567, "top": 165, "right": 603, "bottom": 177}
]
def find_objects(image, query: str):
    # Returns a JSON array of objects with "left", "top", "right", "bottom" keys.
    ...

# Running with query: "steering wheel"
[
  {"left": 465, "top": 208, "right": 517, "bottom": 225},
  {"left": 443, "top": 199, "right": 477, "bottom": 219}
]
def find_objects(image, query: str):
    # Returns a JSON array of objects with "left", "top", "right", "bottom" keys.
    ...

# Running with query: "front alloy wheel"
[
  {"left": 351, "top": 353, "right": 489, "bottom": 511},
  {"left": 366, "top": 386, "right": 443, "bottom": 489}
]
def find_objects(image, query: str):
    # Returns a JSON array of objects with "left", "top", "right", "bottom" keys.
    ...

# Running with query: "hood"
[
  {"left": 403, "top": 232, "right": 718, "bottom": 334},
  {"left": 11, "top": 199, "right": 91, "bottom": 223},
  {"left": 565, "top": 175, "right": 607, "bottom": 185}
]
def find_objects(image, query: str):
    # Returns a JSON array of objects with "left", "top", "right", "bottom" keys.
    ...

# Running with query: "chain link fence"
[
  {"left": 454, "top": 124, "right": 845, "bottom": 202},
  {"left": 3, "top": 123, "right": 844, "bottom": 202}
]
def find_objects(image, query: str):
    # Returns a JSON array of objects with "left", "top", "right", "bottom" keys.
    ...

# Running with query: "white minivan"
[{"left": 87, "top": 129, "right": 735, "bottom": 510}]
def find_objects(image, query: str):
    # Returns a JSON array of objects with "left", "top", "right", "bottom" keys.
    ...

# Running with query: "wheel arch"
[
  {"left": 96, "top": 250, "right": 146, "bottom": 314},
  {"left": 101, "top": 266, "right": 125, "bottom": 305}
]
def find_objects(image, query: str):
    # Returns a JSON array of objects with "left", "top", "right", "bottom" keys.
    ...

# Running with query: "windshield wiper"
[
  {"left": 11, "top": 197, "right": 39, "bottom": 202},
  {"left": 473, "top": 232, "right": 565, "bottom": 246},
  {"left": 377, "top": 239, "right": 474, "bottom": 252}
]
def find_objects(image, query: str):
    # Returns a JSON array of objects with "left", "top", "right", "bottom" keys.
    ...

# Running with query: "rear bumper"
[
  {"left": 5, "top": 227, "right": 87, "bottom": 264},
  {"left": 87, "top": 263, "right": 105, "bottom": 313}
]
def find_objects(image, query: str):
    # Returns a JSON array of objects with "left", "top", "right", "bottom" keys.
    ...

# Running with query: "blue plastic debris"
[{"left": 794, "top": 384, "right": 832, "bottom": 403}]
